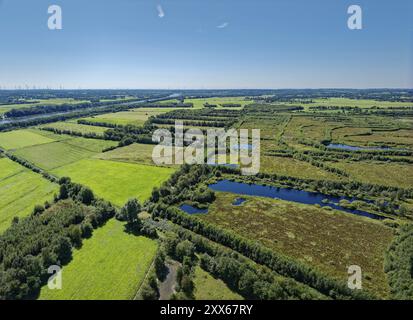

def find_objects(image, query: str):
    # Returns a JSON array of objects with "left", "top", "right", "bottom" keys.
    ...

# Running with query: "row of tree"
[
  {"left": 77, "top": 119, "right": 121, "bottom": 129},
  {"left": 384, "top": 223, "right": 413, "bottom": 299},
  {"left": 139, "top": 103, "right": 193, "bottom": 108},
  {"left": 150, "top": 118, "right": 228, "bottom": 128},
  {"left": 4, "top": 98, "right": 143, "bottom": 118},
  {"left": 298, "top": 149, "right": 413, "bottom": 164},
  {"left": 39, "top": 127, "right": 108, "bottom": 141},
  {"left": 0, "top": 105, "right": 124, "bottom": 132}
]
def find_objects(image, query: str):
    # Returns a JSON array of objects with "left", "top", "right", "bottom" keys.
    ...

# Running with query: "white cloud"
[
  {"left": 157, "top": 4, "right": 165, "bottom": 18},
  {"left": 217, "top": 22, "right": 229, "bottom": 29}
]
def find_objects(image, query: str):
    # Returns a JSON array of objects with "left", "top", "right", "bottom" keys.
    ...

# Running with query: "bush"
[
  {"left": 175, "top": 240, "right": 195, "bottom": 262},
  {"left": 384, "top": 223, "right": 413, "bottom": 299}
]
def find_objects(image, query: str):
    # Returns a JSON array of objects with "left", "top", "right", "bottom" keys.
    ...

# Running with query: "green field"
[
  {"left": 81, "top": 108, "right": 175, "bottom": 126},
  {"left": 0, "top": 157, "right": 24, "bottom": 180},
  {"left": 95, "top": 143, "right": 183, "bottom": 168},
  {"left": 0, "top": 129, "right": 56, "bottom": 150},
  {"left": 185, "top": 97, "right": 254, "bottom": 109},
  {"left": 0, "top": 158, "right": 58, "bottom": 232},
  {"left": 38, "top": 121, "right": 108, "bottom": 135},
  {"left": 32, "top": 129, "right": 74, "bottom": 141},
  {"left": 12, "top": 136, "right": 116, "bottom": 170},
  {"left": 260, "top": 155, "right": 341, "bottom": 181},
  {"left": 52, "top": 159, "right": 174, "bottom": 206},
  {"left": 193, "top": 266, "right": 243, "bottom": 300},
  {"left": 63, "top": 137, "right": 117, "bottom": 153},
  {"left": 13, "top": 141, "right": 94, "bottom": 170},
  {"left": 283, "top": 98, "right": 413, "bottom": 111},
  {"left": 200, "top": 192, "right": 394, "bottom": 298},
  {"left": 39, "top": 219, "right": 158, "bottom": 300},
  {"left": 95, "top": 143, "right": 156, "bottom": 165}
]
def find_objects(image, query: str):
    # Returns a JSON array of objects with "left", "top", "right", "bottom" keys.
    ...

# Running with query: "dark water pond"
[
  {"left": 208, "top": 180, "right": 385, "bottom": 220},
  {"left": 326, "top": 143, "right": 392, "bottom": 151},
  {"left": 179, "top": 204, "right": 208, "bottom": 214},
  {"left": 232, "top": 198, "right": 247, "bottom": 206}
]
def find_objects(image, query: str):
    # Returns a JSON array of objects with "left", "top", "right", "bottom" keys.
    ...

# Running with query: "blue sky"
[{"left": 0, "top": 0, "right": 412, "bottom": 89}]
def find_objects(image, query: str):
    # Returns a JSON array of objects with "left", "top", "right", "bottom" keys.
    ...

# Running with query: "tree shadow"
[{"left": 123, "top": 222, "right": 141, "bottom": 236}]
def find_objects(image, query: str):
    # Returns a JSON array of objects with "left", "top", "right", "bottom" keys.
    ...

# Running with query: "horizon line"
[{"left": 0, "top": 87, "right": 412, "bottom": 91}]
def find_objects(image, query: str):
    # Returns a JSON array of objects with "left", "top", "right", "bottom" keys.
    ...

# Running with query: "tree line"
[
  {"left": 4, "top": 98, "right": 143, "bottom": 118},
  {"left": 384, "top": 223, "right": 413, "bottom": 299},
  {"left": 150, "top": 118, "right": 228, "bottom": 128},
  {"left": 39, "top": 127, "right": 108, "bottom": 141}
]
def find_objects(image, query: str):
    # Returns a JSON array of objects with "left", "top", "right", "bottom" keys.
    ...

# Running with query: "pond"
[
  {"left": 179, "top": 204, "right": 208, "bottom": 214},
  {"left": 208, "top": 180, "right": 385, "bottom": 220},
  {"left": 326, "top": 143, "right": 393, "bottom": 151},
  {"left": 232, "top": 198, "right": 247, "bottom": 206}
]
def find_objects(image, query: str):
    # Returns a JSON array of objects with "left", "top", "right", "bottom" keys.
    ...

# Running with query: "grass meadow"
[
  {"left": 184, "top": 97, "right": 253, "bottom": 109},
  {"left": 11, "top": 136, "right": 116, "bottom": 170},
  {"left": 193, "top": 266, "right": 243, "bottom": 300},
  {"left": 14, "top": 141, "right": 94, "bottom": 170},
  {"left": 0, "top": 158, "right": 58, "bottom": 232},
  {"left": 282, "top": 98, "right": 413, "bottom": 111},
  {"left": 38, "top": 219, "right": 158, "bottom": 300},
  {"left": 260, "top": 155, "right": 342, "bottom": 181},
  {"left": 81, "top": 108, "right": 175, "bottom": 126},
  {"left": 0, "top": 129, "right": 56, "bottom": 150},
  {"left": 52, "top": 159, "right": 174, "bottom": 206},
  {"left": 95, "top": 143, "right": 184, "bottom": 168},
  {"left": 38, "top": 121, "right": 108, "bottom": 135}
]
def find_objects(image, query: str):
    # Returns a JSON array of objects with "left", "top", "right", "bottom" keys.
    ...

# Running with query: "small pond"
[
  {"left": 326, "top": 143, "right": 395, "bottom": 152},
  {"left": 232, "top": 198, "right": 247, "bottom": 206},
  {"left": 179, "top": 204, "right": 208, "bottom": 214}
]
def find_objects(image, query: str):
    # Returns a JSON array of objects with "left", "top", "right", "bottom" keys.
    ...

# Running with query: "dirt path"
[{"left": 159, "top": 260, "right": 179, "bottom": 300}]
